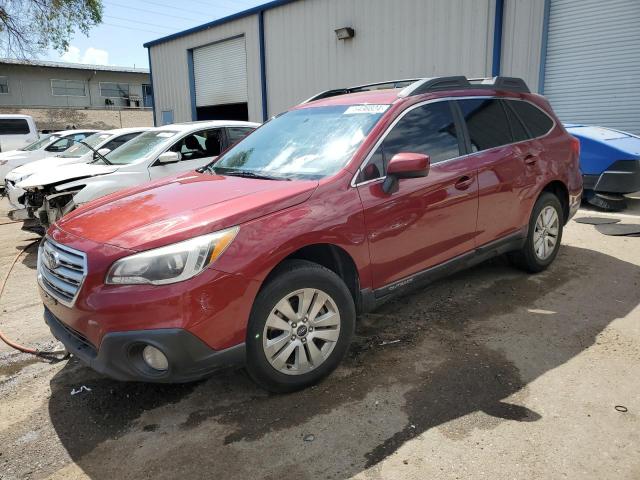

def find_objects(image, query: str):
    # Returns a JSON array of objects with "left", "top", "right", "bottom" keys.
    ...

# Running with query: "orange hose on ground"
[{"left": 0, "top": 238, "right": 66, "bottom": 358}]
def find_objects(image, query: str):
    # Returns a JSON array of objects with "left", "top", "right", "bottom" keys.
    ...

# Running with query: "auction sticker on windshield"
[{"left": 344, "top": 105, "right": 390, "bottom": 115}]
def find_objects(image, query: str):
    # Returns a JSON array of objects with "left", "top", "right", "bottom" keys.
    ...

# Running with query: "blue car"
[{"left": 565, "top": 124, "right": 640, "bottom": 211}]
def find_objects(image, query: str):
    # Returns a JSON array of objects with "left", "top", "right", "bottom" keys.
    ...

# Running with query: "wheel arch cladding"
[
  {"left": 262, "top": 243, "right": 361, "bottom": 312},
  {"left": 542, "top": 180, "right": 569, "bottom": 224}
]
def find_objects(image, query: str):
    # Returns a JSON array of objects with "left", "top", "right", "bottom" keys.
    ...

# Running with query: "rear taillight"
[{"left": 570, "top": 136, "right": 580, "bottom": 157}]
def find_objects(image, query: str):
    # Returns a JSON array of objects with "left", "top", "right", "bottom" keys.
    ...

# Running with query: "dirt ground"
[{"left": 0, "top": 197, "right": 639, "bottom": 480}]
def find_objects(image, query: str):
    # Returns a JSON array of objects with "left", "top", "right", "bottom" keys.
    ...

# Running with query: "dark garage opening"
[{"left": 196, "top": 103, "right": 249, "bottom": 121}]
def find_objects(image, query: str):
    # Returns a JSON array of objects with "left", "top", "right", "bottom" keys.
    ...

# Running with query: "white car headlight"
[{"left": 105, "top": 227, "right": 239, "bottom": 285}]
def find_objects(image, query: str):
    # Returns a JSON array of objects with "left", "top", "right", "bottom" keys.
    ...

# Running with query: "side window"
[
  {"left": 507, "top": 100, "right": 554, "bottom": 138},
  {"left": 226, "top": 127, "right": 254, "bottom": 146},
  {"left": 103, "top": 132, "right": 140, "bottom": 152},
  {"left": 360, "top": 101, "right": 460, "bottom": 182},
  {"left": 503, "top": 102, "right": 529, "bottom": 143},
  {"left": 169, "top": 129, "right": 223, "bottom": 161},
  {"left": 0, "top": 119, "right": 30, "bottom": 135},
  {"left": 46, "top": 137, "right": 73, "bottom": 152},
  {"left": 457, "top": 99, "right": 513, "bottom": 152}
]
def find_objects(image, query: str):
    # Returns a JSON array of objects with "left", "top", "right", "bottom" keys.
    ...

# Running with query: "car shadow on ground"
[{"left": 35, "top": 245, "right": 639, "bottom": 479}]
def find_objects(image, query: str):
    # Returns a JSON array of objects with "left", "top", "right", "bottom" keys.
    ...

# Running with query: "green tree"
[{"left": 0, "top": 0, "right": 103, "bottom": 58}]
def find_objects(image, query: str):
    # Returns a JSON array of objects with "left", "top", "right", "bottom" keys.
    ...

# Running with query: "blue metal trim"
[
  {"left": 258, "top": 10, "right": 268, "bottom": 121},
  {"left": 538, "top": 0, "right": 552, "bottom": 94},
  {"left": 491, "top": 0, "right": 504, "bottom": 77},
  {"left": 143, "top": 0, "right": 300, "bottom": 48},
  {"left": 187, "top": 49, "right": 197, "bottom": 121},
  {"left": 147, "top": 48, "right": 156, "bottom": 126}
]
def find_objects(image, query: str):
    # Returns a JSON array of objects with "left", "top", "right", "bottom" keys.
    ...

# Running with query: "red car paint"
[{"left": 42, "top": 87, "right": 582, "bottom": 358}]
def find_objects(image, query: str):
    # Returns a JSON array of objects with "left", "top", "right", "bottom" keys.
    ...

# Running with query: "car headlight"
[{"left": 105, "top": 227, "right": 239, "bottom": 285}]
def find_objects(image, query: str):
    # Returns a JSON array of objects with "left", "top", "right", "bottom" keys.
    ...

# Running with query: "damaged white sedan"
[{"left": 13, "top": 120, "right": 258, "bottom": 232}]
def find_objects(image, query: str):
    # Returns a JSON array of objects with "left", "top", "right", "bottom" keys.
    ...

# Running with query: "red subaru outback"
[{"left": 39, "top": 76, "right": 582, "bottom": 392}]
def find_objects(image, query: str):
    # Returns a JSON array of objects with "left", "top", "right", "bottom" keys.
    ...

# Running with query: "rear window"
[
  {"left": 507, "top": 100, "right": 554, "bottom": 138},
  {"left": 0, "top": 119, "right": 30, "bottom": 135},
  {"left": 457, "top": 99, "right": 512, "bottom": 152},
  {"left": 227, "top": 126, "right": 255, "bottom": 144}
]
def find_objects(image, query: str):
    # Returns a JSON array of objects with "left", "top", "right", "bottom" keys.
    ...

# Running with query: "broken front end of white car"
[{"left": 16, "top": 184, "right": 83, "bottom": 232}]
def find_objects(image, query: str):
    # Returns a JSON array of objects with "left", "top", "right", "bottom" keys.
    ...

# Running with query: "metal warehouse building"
[{"left": 144, "top": 0, "right": 640, "bottom": 134}]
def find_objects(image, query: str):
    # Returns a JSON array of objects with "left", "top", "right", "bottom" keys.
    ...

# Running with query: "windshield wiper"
[
  {"left": 71, "top": 139, "right": 112, "bottom": 165},
  {"left": 219, "top": 170, "right": 290, "bottom": 181}
]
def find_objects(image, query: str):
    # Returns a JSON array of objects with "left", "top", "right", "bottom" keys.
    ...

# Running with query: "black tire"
[
  {"left": 509, "top": 192, "right": 564, "bottom": 273},
  {"left": 587, "top": 192, "right": 627, "bottom": 212},
  {"left": 246, "top": 259, "right": 356, "bottom": 393}
]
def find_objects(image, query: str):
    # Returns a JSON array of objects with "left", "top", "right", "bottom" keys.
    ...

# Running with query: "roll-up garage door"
[
  {"left": 543, "top": 0, "right": 640, "bottom": 134},
  {"left": 193, "top": 36, "right": 248, "bottom": 107}
]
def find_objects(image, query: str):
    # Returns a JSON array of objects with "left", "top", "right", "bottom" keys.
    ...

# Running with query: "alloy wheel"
[
  {"left": 533, "top": 205, "right": 560, "bottom": 260},
  {"left": 262, "top": 288, "right": 341, "bottom": 375}
]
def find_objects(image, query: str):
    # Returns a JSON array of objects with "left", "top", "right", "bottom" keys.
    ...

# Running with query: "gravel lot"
[{"left": 0, "top": 197, "right": 639, "bottom": 480}]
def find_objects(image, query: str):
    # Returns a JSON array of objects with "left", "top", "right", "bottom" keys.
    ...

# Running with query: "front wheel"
[
  {"left": 246, "top": 260, "right": 355, "bottom": 393},
  {"left": 509, "top": 192, "right": 564, "bottom": 273}
]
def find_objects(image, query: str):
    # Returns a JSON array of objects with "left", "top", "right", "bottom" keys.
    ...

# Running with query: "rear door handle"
[
  {"left": 454, "top": 175, "right": 474, "bottom": 190},
  {"left": 524, "top": 154, "right": 538, "bottom": 165}
]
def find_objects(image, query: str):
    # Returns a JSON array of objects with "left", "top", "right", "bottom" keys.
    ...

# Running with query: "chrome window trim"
[
  {"left": 350, "top": 96, "right": 556, "bottom": 188},
  {"left": 37, "top": 237, "right": 88, "bottom": 308}
]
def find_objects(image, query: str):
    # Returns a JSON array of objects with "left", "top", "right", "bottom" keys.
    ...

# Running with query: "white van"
[{"left": 0, "top": 115, "right": 38, "bottom": 152}]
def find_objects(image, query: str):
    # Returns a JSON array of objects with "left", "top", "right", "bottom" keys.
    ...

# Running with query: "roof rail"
[
  {"left": 304, "top": 75, "right": 531, "bottom": 103},
  {"left": 467, "top": 76, "right": 531, "bottom": 93},
  {"left": 303, "top": 79, "right": 421, "bottom": 103}
]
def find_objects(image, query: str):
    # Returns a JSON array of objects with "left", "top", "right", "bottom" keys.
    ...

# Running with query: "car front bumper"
[
  {"left": 45, "top": 308, "right": 245, "bottom": 382},
  {"left": 5, "top": 179, "right": 25, "bottom": 208},
  {"left": 582, "top": 159, "right": 640, "bottom": 194}
]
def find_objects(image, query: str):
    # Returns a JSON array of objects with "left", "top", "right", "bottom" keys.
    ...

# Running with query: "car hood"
[
  {"left": 7, "top": 155, "right": 89, "bottom": 180},
  {"left": 56, "top": 172, "right": 319, "bottom": 251},
  {"left": 565, "top": 124, "right": 640, "bottom": 157},
  {"left": 0, "top": 150, "right": 42, "bottom": 165},
  {"left": 17, "top": 163, "right": 118, "bottom": 189}
]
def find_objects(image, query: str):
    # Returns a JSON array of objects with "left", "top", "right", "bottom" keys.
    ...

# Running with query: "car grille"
[{"left": 37, "top": 238, "right": 87, "bottom": 306}]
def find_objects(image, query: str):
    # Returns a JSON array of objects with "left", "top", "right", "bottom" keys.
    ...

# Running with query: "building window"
[
  {"left": 51, "top": 79, "right": 87, "bottom": 96},
  {"left": 161, "top": 110, "right": 174, "bottom": 125},
  {"left": 0, "top": 77, "right": 9, "bottom": 94},
  {"left": 100, "top": 82, "right": 130, "bottom": 98}
]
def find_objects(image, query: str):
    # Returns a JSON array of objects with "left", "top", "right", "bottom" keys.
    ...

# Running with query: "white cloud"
[
  {"left": 60, "top": 46, "right": 109, "bottom": 65},
  {"left": 82, "top": 47, "right": 109, "bottom": 65},
  {"left": 60, "top": 45, "right": 81, "bottom": 63}
]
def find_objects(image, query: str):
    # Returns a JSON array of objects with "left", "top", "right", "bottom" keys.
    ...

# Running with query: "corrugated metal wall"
[
  {"left": 148, "top": 14, "right": 262, "bottom": 123},
  {"left": 501, "top": 0, "right": 545, "bottom": 93},
  {"left": 148, "top": 0, "right": 550, "bottom": 123},
  {"left": 543, "top": 0, "right": 640, "bottom": 134},
  {"left": 263, "top": 0, "right": 496, "bottom": 116}
]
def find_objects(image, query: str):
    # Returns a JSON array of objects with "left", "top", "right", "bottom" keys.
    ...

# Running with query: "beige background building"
[{"left": 0, "top": 59, "right": 154, "bottom": 131}]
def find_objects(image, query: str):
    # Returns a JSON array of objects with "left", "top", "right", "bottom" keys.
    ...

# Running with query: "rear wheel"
[
  {"left": 509, "top": 192, "right": 564, "bottom": 273},
  {"left": 246, "top": 260, "right": 355, "bottom": 393}
]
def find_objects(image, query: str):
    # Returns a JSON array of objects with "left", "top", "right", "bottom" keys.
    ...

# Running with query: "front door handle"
[
  {"left": 454, "top": 176, "right": 474, "bottom": 190},
  {"left": 524, "top": 154, "right": 538, "bottom": 166}
]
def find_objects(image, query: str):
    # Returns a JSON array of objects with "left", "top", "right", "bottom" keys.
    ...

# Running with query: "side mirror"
[
  {"left": 382, "top": 153, "right": 430, "bottom": 193},
  {"left": 156, "top": 151, "right": 181, "bottom": 165},
  {"left": 96, "top": 148, "right": 110, "bottom": 157}
]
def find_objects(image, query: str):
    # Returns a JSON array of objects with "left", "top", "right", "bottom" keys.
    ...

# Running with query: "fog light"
[{"left": 142, "top": 345, "right": 169, "bottom": 371}]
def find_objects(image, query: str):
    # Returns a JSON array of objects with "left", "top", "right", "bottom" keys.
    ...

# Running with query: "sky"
[{"left": 43, "top": 0, "right": 268, "bottom": 69}]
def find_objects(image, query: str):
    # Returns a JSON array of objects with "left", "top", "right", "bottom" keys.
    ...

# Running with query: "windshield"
[
  {"left": 59, "top": 132, "right": 111, "bottom": 158},
  {"left": 21, "top": 134, "right": 57, "bottom": 151},
  {"left": 210, "top": 105, "right": 387, "bottom": 179},
  {"left": 107, "top": 130, "right": 179, "bottom": 165}
]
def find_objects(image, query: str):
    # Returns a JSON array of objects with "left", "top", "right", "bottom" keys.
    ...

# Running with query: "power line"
[
  {"left": 104, "top": 1, "right": 205, "bottom": 23},
  {"left": 104, "top": 15, "right": 175, "bottom": 32},
  {"left": 102, "top": 22, "right": 168, "bottom": 35}
]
